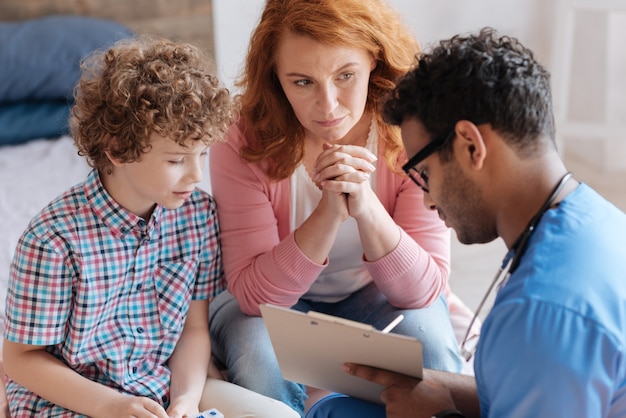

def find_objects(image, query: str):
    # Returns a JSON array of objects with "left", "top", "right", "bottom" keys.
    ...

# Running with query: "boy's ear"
[
  {"left": 104, "top": 137, "right": 125, "bottom": 167},
  {"left": 104, "top": 150, "right": 124, "bottom": 167},
  {"left": 454, "top": 120, "right": 486, "bottom": 170}
]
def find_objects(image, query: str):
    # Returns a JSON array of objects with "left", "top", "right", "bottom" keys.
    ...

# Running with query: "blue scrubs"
[{"left": 307, "top": 184, "right": 626, "bottom": 418}]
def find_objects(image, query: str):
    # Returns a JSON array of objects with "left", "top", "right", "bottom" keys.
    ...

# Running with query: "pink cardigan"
[{"left": 210, "top": 121, "right": 451, "bottom": 316}]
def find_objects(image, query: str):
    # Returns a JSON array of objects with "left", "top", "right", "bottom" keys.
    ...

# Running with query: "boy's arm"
[
  {"left": 0, "top": 356, "right": 8, "bottom": 418},
  {"left": 3, "top": 340, "right": 168, "bottom": 418},
  {"left": 166, "top": 299, "right": 211, "bottom": 417}
]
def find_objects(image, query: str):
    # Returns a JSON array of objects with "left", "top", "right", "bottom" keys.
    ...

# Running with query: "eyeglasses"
[{"left": 402, "top": 128, "right": 456, "bottom": 193}]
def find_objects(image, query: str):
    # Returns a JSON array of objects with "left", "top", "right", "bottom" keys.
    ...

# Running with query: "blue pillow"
[
  {"left": 0, "top": 15, "right": 133, "bottom": 103},
  {"left": 0, "top": 101, "right": 71, "bottom": 146}
]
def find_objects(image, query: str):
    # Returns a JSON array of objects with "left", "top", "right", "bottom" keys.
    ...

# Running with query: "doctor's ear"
[{"left": 454, "top": 120, "right": 486, "bottom": 169}]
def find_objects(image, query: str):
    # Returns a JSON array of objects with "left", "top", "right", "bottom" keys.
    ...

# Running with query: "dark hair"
[{"left": 384, "top": 27, "right": 555, "bottom": 159}]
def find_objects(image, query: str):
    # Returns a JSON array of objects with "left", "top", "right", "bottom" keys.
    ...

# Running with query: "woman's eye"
[
  {"left": 295, "top": 79, "right": 311, "bottom": 86},
  {"left": 169, "top": 159, "right": 184, "bottom": 165},
  {"left": 339, "top": 72, "right": 355, "bottom": 80}
]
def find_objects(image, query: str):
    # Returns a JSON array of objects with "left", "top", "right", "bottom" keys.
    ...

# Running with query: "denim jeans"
[
  {"left": 304, "top": 393, "right": 385, "bottom": 418},
  {"left": 209, "top": 282, "right": 462, "bottom": 417}
]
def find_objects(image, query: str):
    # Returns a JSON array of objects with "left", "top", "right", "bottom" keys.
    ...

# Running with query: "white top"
[{"left": 289, "top": 120, "right": 378, "bottom": 302}]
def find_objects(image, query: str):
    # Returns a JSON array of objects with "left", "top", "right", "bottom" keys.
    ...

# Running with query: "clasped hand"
[
  {"left": 96, "top": 393, "right": 198, "bottom": 418},
  {"left": 312, "top": 143, "right": 377, "bottom": 219}
]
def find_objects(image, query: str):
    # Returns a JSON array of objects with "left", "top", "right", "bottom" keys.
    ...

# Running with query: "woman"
[{"left": 208, "top": 0, "right": 476, "bottom": 415}]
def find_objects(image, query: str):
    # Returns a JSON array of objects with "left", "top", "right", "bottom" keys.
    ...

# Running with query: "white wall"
[
  {"left": 212, "top": 0, "right": 264, "bottom": 92},
  {"left": 212, "top": 0, "right": 626, "bottom": 170},
  {"left": 212, "top": 0, "right": 554, "bottom": 90}
]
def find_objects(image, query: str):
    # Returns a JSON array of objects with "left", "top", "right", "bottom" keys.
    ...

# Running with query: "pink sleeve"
[
  {"left": 209, "top": 124, "right": 326, "bottom": 316},
  {"left": 364, "top": 161, "right": 451, "bottom": 308}
]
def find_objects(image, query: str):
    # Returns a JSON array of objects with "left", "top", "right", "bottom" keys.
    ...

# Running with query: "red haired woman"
[{"left": 208, "top": 0, "right": 478, "bottom": 415}]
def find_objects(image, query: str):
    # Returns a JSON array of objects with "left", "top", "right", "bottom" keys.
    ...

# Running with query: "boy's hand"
[
  {"left": 0, "top": 358, "right": 9, "bottom": 418},
  {"left": 166, "top": 395, "right": 199, "bottom": 418},
  {"left": 102, "top": 395, "right": 169, "bottom": 418}
]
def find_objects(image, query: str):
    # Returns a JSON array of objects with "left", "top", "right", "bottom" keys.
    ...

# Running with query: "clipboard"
[{"left": 259, "top": 303, "right": 423, "bottom": 405}]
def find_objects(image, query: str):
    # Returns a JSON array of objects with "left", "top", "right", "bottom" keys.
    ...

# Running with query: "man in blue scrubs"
[{"left": 306, "top": 27, "right": 626, "bottom": 418}]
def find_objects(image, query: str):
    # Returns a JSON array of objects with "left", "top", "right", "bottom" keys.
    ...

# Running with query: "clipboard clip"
[{"left": 306, "top": 310, "right": 375, "bottom": 331}]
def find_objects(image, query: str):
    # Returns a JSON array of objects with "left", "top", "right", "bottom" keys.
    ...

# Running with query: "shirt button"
[
  {"left": 137, "top": 326, "right": 144, "bottom": 333},
  {"left": 132, "top": 366, "right": 137, "bottom": 373},
  {"left": 136, "top": 284, "right": 142, "bottom": 291},
  {"left": 138, "top": 219, "right": 146, "bottom": 228}
]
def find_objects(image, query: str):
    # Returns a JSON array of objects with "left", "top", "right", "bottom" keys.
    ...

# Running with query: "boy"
[{"left": 3, "top": 36, "right": 298, "bottom": 418}]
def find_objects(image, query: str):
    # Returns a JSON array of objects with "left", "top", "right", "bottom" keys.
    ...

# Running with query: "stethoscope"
[{"left": 459, "top": 171, "right": 574, "bottom": 361}]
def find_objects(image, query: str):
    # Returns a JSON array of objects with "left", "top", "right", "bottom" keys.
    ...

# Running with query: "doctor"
[{"left": 306, "top": 27, "right": 626, "bottom": 418}]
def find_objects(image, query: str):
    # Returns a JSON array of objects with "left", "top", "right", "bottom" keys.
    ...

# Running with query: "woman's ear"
[
  {"left": 369, "top": 55, "right": 377, "bottom": 72},
  {"left": 454, "top": 120, "right": 487, "bottom": 170}
]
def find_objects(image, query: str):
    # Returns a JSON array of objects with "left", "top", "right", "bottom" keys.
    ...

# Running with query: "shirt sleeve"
[
  {"left": 193, "top": 194, "right": 225, "bottom": 301},
  {"left": 364, "top": 163, "right": 451, "bottom": 308},
  {"left": 5, "top": 228, "right": 73, "bottom": 346},
  {"left": 209, "top": 126, "right": 326, "bottom": 316}
]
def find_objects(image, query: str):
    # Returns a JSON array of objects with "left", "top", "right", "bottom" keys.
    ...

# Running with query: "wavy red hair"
[{"left": 237, "top": 0, "right": 420, "bottom": 179}]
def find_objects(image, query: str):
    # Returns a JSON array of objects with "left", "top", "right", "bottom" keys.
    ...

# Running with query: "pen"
[{"left": 381, "top": 314, "right": 404, "bottom": 333}]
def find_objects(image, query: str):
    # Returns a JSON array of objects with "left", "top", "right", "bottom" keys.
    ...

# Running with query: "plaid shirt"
[{"left": 4, "top": 169, "right": 224, "bottom": 417}]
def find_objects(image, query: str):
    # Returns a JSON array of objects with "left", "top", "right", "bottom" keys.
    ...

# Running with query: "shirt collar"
[{"left": 83, "top": 169, "right": 162, "bottom": 240}]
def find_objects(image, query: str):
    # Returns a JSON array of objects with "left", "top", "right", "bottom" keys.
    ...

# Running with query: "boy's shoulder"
[
  {"left": 191, "top": 186, "right": 213, "bottom": 200},
  {"left": 158, "top": 187, "right": 218, "bottom": 229},
  {"left": 185, "top": 187, "right": 216, "bottom": 211},
  {"left": 28, "top": 181, "right": 88, "bottom": 237},
  {"left": 25, "top": 181, "right": 218, "bottom": 242}
]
